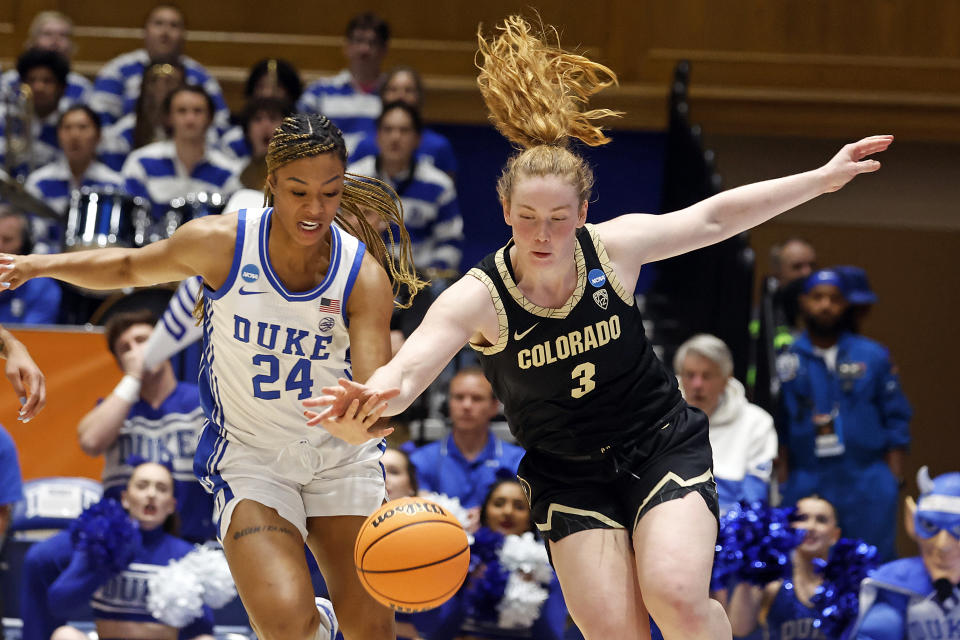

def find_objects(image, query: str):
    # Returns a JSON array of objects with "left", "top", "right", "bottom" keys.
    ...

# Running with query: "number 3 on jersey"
[
  {"left": 252, "top": 355, "right": 314, "bottom": 400},
  {"left": 571, "top": 362, "right": 596, "bottom": 398}
]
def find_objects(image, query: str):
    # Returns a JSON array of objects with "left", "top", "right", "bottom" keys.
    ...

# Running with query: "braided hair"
[{"left": 193, "top": 113, "right": 425, "bottom": 321}]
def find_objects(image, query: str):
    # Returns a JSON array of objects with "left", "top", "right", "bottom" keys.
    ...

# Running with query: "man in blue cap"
[{"left": 777, "top": 268, "right": 911, "bottom": 560}]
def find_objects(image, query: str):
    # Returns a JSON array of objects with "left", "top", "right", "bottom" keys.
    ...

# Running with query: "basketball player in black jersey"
[{"left": 305, "top": 16, "right": 893, "bottom": 640}]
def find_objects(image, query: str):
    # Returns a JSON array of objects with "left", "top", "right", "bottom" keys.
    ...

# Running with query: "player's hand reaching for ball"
[
  {"left": 819, "top": 135, "right": 893, "bottom": 193},
  {"left": 303, "top": 378, "right": 400, "bottom": 444}
]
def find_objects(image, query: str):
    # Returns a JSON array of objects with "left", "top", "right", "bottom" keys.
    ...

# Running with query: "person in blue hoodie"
[
  {"left": 777, "top": 268, "right": 912, "bottom": 561},
  {"left": 853, "top": 466, "right": 960, "bottom": 639}
]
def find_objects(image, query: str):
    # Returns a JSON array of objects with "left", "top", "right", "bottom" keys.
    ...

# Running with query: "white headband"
[{"left": 917, "top": 494, "right": 960, "bottom": 516}]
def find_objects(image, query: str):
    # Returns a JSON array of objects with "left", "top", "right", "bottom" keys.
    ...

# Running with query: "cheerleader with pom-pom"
[
  {"left": 20, "top": 461, "right": 235, "bottom": 640},
  {"left": 727, "top": 496, "right": 845, "bottom": 639},
  {"left": 412, "top": 478, "right": 568, "bottom": 640}
]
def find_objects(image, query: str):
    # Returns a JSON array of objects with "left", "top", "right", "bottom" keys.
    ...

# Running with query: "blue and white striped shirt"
[
  {"left": 347, "top": 155, "right": 463, "bottom": 272},
  {"left": 98, "top": 110, "right": 223, "bottom": 172},
  {"left": 1, "top": 69, "right": 93, "bottom": 111},
  {"left": 217, "top": 124, "right": 250, "bottom": 163},
  {"left": 297, "top": 70, "right": 380, "bottom": 155},
  {"left": 25, "top": 157, "right": 124, "bottom": 253},
  {"left": 90, "top": 49, "right": 230, "bottom": 135},
  {"left": 0, "top": 104, "right": 61, "bottom": 180},
  {"left": 350, "top": 128, "right": 458, "bottom": 175},
  {"left": 121, "top": 140, "right": 241, "bottom": 218}
]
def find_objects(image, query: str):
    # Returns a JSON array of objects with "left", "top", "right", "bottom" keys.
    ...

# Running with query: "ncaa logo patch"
[
  {"left": 318, "top": 317, "right": 336, "bottom": 333},
  {"left": 588, "top": 268, "right": 607, "bottom": 288},
  {"left": 593, "top": 289, "right": 609, "bottom": 310},
  {"left": 241, "top": 264, "right": 260, "bottom": 283}
]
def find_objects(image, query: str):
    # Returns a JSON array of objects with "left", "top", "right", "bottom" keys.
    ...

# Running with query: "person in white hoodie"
[{"left": 675, "top": 334, "right": 778, "bottom": 514}]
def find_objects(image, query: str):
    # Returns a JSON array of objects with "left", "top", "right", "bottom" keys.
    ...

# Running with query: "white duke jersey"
[{"left": 199, "top": 207, "right": 365, "bottom": 448}]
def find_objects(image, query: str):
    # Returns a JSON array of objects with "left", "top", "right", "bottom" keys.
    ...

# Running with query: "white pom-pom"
[
  {"left": 497, "top": 572, "right": 549, "bottom": 629},
  {"left": 147, "top": 558, "right": 205, "bottom": 627},
  {"left": 177, "top": 545, "right": 237, "bottom": 608},
  {"left": 499, "top": 532, "right": 553, "bottom": 584},
  {"left": 424, "top": 492, "right": 470, "bottom": 528}
]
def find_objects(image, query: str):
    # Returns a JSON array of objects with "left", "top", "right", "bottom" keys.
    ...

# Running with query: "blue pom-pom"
[
  {"left": 712, "top": 502, "right": 805, "bottom": 590},
  {"left": 69, "top": 498, "right": 141, "bottom": 574},
  {"left": 464, "top": 527, "right": 510, "bottom": 622},
  {"left": 809, "top": 537, "right": 879, "bottom": 639}
]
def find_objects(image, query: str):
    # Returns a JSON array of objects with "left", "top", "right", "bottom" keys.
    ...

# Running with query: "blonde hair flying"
[
  {"left": 476, "top": 15, "right": 622, "bottom": 150},
  {"left": 476, "top": 16, "right": 622, "bottom": 205}
]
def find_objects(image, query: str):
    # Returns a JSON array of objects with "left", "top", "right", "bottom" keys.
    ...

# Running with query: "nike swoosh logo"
[
  {"left": 513, "top": 323, "right": 539, "bottom": 341},
  {"left": 238, "top": 287, "right": 266, "bottom": 295}
]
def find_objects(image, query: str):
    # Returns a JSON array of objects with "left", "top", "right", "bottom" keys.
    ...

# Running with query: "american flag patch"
[{"left": 319, "top": 297, "right": 341, "bottom": 313}]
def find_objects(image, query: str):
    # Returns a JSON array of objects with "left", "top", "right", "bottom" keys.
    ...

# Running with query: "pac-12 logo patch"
[
  {"left": 588, "top": 268, "right": 607, "bottom": 288},
  {"left": 241, "top": 264, "right": 260, "bottom": 283},
  {"left": 593, "top": 289, "right": 609, "bottom": 310},
  {"left": 318, "top": 317, "right": 336, "bottom": 333}
]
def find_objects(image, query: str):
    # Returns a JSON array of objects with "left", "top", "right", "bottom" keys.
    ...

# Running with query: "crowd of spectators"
[{"left": 0, "top": 5, "right": 923, "bottom": 640}]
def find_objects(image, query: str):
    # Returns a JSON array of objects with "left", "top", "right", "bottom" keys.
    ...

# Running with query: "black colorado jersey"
[{"left": 468, "top": 224, "right": 682, "bottom": 457}]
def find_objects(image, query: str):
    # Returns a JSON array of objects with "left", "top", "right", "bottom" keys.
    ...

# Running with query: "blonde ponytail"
[{"left": 476, "top": 15, "right": 622, "bottom": 150}]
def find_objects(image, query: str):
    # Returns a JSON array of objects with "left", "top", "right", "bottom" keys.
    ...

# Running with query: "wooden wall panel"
[{"left": 3, "top": 1, "right": 960, "bottom": 137}]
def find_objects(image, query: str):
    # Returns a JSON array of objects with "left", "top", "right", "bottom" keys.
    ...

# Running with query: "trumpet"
[{"left": 3, "top": 83, "right": 35, "bottom": 181}]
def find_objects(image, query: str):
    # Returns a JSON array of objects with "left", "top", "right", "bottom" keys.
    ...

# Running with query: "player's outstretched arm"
[
  {"left": 304, "top": 274, "right": 498, "bottom": 434},
  {"left": 599, "top": 135, "right": 893, "bottom": 277},
  {"left": 0, "top": 214, "right": 238, "bottom": 293}
]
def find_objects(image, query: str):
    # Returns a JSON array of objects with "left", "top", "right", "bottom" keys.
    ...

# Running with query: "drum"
[
  {"left": 63, "top": 188, "right": 151, "bottom": 251},
  {"left": 154, "top": 191, "right": 226, "bottom": 241}
]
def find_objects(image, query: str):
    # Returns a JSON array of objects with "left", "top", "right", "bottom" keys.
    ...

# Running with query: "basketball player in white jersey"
[{"left": 0, "top": 113, "right": 423, "bottom": 640}]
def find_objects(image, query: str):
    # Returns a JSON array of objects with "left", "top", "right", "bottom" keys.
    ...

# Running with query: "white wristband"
[{"left": 113, "top": 374, "right": 142, "bottom": 403}]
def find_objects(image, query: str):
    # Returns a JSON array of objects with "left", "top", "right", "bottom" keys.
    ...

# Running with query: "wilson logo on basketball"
[{"left": 371, "top": 501, "right": 447, "bottom": 527}]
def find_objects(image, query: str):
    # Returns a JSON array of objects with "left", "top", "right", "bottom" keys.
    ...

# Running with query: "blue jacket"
[{"left": 778, "top": 331, "right": 911, "bottom": 470}]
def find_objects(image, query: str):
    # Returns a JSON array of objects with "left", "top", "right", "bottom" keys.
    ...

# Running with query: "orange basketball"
[{"left": 354, "top": 496, "right": 471, "bottom": 612}]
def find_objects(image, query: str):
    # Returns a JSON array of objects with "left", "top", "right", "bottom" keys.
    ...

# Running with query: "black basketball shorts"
[{"left": 516, "top": 402, "right": 719, "bottom": 544}]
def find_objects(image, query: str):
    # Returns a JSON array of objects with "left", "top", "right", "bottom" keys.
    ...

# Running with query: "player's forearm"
[
  {"left": 19, "top": 249, "right": 167, "bottom": 290},
  {"left": 693, "top": 168, "right": 831, "bottom": 244},
  {"left": 0, "top": 325, "right": 20, "bottom": 359}
]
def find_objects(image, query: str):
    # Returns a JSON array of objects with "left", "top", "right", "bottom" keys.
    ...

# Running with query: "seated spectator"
[
  {"left": 0, "top": 206, "right": 61, "bottom": 323},
  {"left": 98, "top": 60, "right": 186, "bottom": 171},
  {"left": 122, "top": 85, "right": 241, "bottom": 217},
  {"left": 1, "top": 11, "right": 92, "bottom": 110},
  {"left": 76, "top": 309, "right": 214, "bottom": 543},
  {"left": 409, "top": 367, "right": 523, "bottom": 530},
  {"left": 351, "top": 65, "right": 458, "bottom": 177},
  {"left": 852, "top": 466, "right": 960, "bottom": 639},
  {"left": 25, "top": 105, "right": 124, "bottom": 251},
  {"left": 382, "top": 447, "right": 418, "bottom": 501},
  {"left": 0, "top": 48, "right": 69, "bottom": 179},
  {"left": 90, "top": 4, "right": 230, "bottom": 135},
  {"left": 347, "top": 101, "right": 463, "bottom": 273},
  {"left": 727, "top": 495, "right": 841, "bottom": 639},
  {"left": 675, "top": 334, "right": 777, "bottom": 513},
  {"left": 20, "top": 461, "right": 215, "bottom": 640},
  {"left": 220, "top": 58, "right": 302, "bottom": 163},
  {"left": 234, "top": 97, "right": 292, "bottom": 191},
  {"left": 412, "top": 478, "right": 567, "bottom": 640},
  {"left": 297, "top": 12, "right": 389, "bottom": 154}
]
